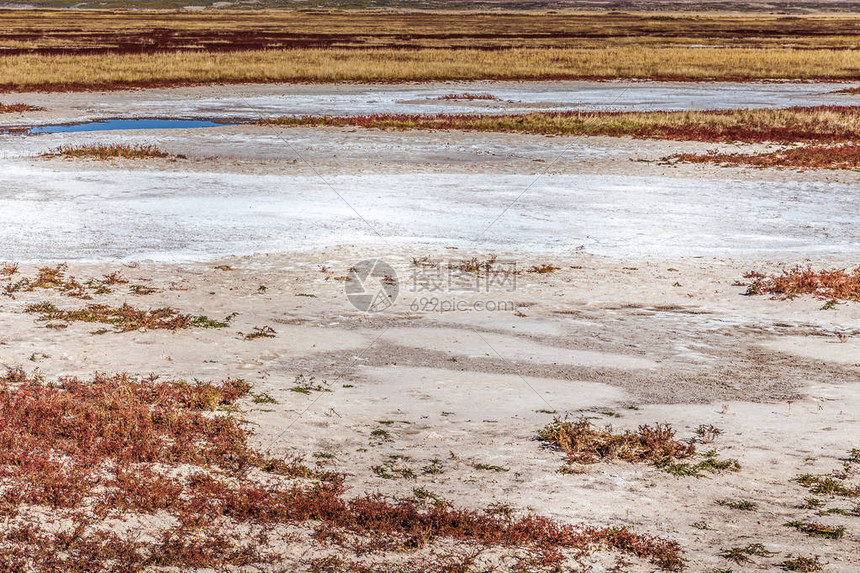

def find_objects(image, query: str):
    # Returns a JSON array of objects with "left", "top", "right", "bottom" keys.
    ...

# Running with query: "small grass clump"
[
  {"left": 191, "top": 312, "right": 237, "bottom": 329},
  {"left": 48, "top": 144, "right": 182, "bottom": 160},
  {"left": 0, "top": 102, "right": 42, "bottom": 113},
  {"left": 538, "top": 416, "right": 699, "bottom": 473},
  {"left": 745, "top": 266, "right": 860, "bottom": 301},
  {"left": 656, "top": 449, "right": 741, "bottom": 478},
  {"left": 784, "top": 521, "right": 845, "bottom": 539},
  {"left": 25, "top": 301, "right": 192, "bottom": 331},
  {"left": 794, "top": 473, "right": 860, "bottom": 497},
  {"left": 528, "top": 263, "right": 560, "bottom": 274},
  {"left": 717, "top": 499, "right": 758, "bottom": 511},
  {"left": 288, "top": 374, "right": 328, "bottom": 394},
  {"left": 781, "top": 555, "right": 823, "bottom": 571},
  {"left": 720, "top": 543, "right": 774, "bottom": 563},
  {"left": 243, "top": 326, "right": 277, "bottom": 340},
  {"left": 474, "top": 463, "right": 509, "bottom": 472}
]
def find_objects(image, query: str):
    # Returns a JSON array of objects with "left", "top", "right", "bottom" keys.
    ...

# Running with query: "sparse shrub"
[
  {"left": 528, "top": 264, "right": 560, "bottom": 274},
  {"left": 781, "top": 555, "right": 822, "bottom": 572},
  {"left": 744, "top": 266, "right": 860, "bottom": 301},
  {"left": 289, "top": 374, "right": 328, "bottom": 394},
  {"left": 538, "top": 416, "right": 695, "bottom": 466},
  {"left": 694, "top": 424, "right": 723, "bottom": 443},
  {"left": 244, "top": 326, "right": 277, "bottom": 340}
]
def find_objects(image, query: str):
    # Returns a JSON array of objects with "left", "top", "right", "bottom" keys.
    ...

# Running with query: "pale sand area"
[{"left": 1, "top": 252, "right": 857, "bottom": 570}]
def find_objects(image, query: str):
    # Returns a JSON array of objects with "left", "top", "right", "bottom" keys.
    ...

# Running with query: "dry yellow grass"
[
  {"left": 3, "top": 47, "right": 860, "bottom": 91},
  {"left": 266, "top": 107, "right": 860, "bottom": 143},
  {"left": 4, "top": 10, "right": 860, "bottom": 89}
]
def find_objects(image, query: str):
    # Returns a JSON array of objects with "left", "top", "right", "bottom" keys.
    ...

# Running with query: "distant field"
[
  {"left": 16, "top": 0, "right": 860, "bottom": 11},
  {"left": 3, "top": 11, "right": 860, "bottom": 89}
]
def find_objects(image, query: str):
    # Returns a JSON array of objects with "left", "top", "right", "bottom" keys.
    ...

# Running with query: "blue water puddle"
[{"left": 26, "top": 118, "right": 235, "bottom": 134}]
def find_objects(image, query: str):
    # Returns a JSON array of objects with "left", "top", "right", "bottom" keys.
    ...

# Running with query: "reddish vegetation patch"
[
  {"left": 745, "top": 267, "right": 860, "bottom": 301},
  {"left": 0, "top": 369, "right": 684, "bottom": 571},
  {"left": 0, "top": 102, "right": 42, "bottom": 113},
  {"left": 668, "top": 144, "right": 860, "bottom": 170}
]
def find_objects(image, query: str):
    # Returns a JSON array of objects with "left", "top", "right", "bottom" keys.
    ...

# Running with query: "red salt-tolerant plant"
[
  {"left": 745, "top": 266, "right": 860, "bottom": 301},
  {"left": 667, "top": 143, "right": 860, "bottom": 170},
  {"left": 0, "top": 368, "right": 684, "bottom": 571}
]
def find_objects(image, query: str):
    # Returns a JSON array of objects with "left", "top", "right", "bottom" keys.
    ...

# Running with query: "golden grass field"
[
  {"left": 3, "top": 11, "right": 860, "bottom": 89},
  {"left": 5, "top": 47, "right": 860, "bottom": 91}
]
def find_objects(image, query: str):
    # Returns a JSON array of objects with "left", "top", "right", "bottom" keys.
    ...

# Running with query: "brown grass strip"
[
  {"left": 266, "top": 107, "right": 860, "bottom": 143},
  {"left": 668, "top": 144, "right": 860, "bottom": 169},
  {"left": 47, "top": 144, "right": 180, "bottom": 160}
]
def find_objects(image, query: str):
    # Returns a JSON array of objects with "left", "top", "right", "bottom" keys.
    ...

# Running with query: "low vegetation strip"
[
  {"left": 3, "top": 47, "right": 860, "bottom": 91},
  {"left": 25, "top": 301, "right": 192, "bottom": 331},
  {"left": 668, "top": 144, "right": 860, "bottom": 170},
  {"left": 267, "top": 107, "right": 860, "bottom": 143},
  {"left": 0, "top": 368, "right": 684, "bottom": 571},
  {"left": 745, "top": 267, "right": 860, "bottom": 301},
  {"left": 47, "top": 144, "right": 180, "bottom": 160}
]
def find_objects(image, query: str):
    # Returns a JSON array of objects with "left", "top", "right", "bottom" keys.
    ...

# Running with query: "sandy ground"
[{"left": 0, "top": 83, "right": 858, "bottom": 571}]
